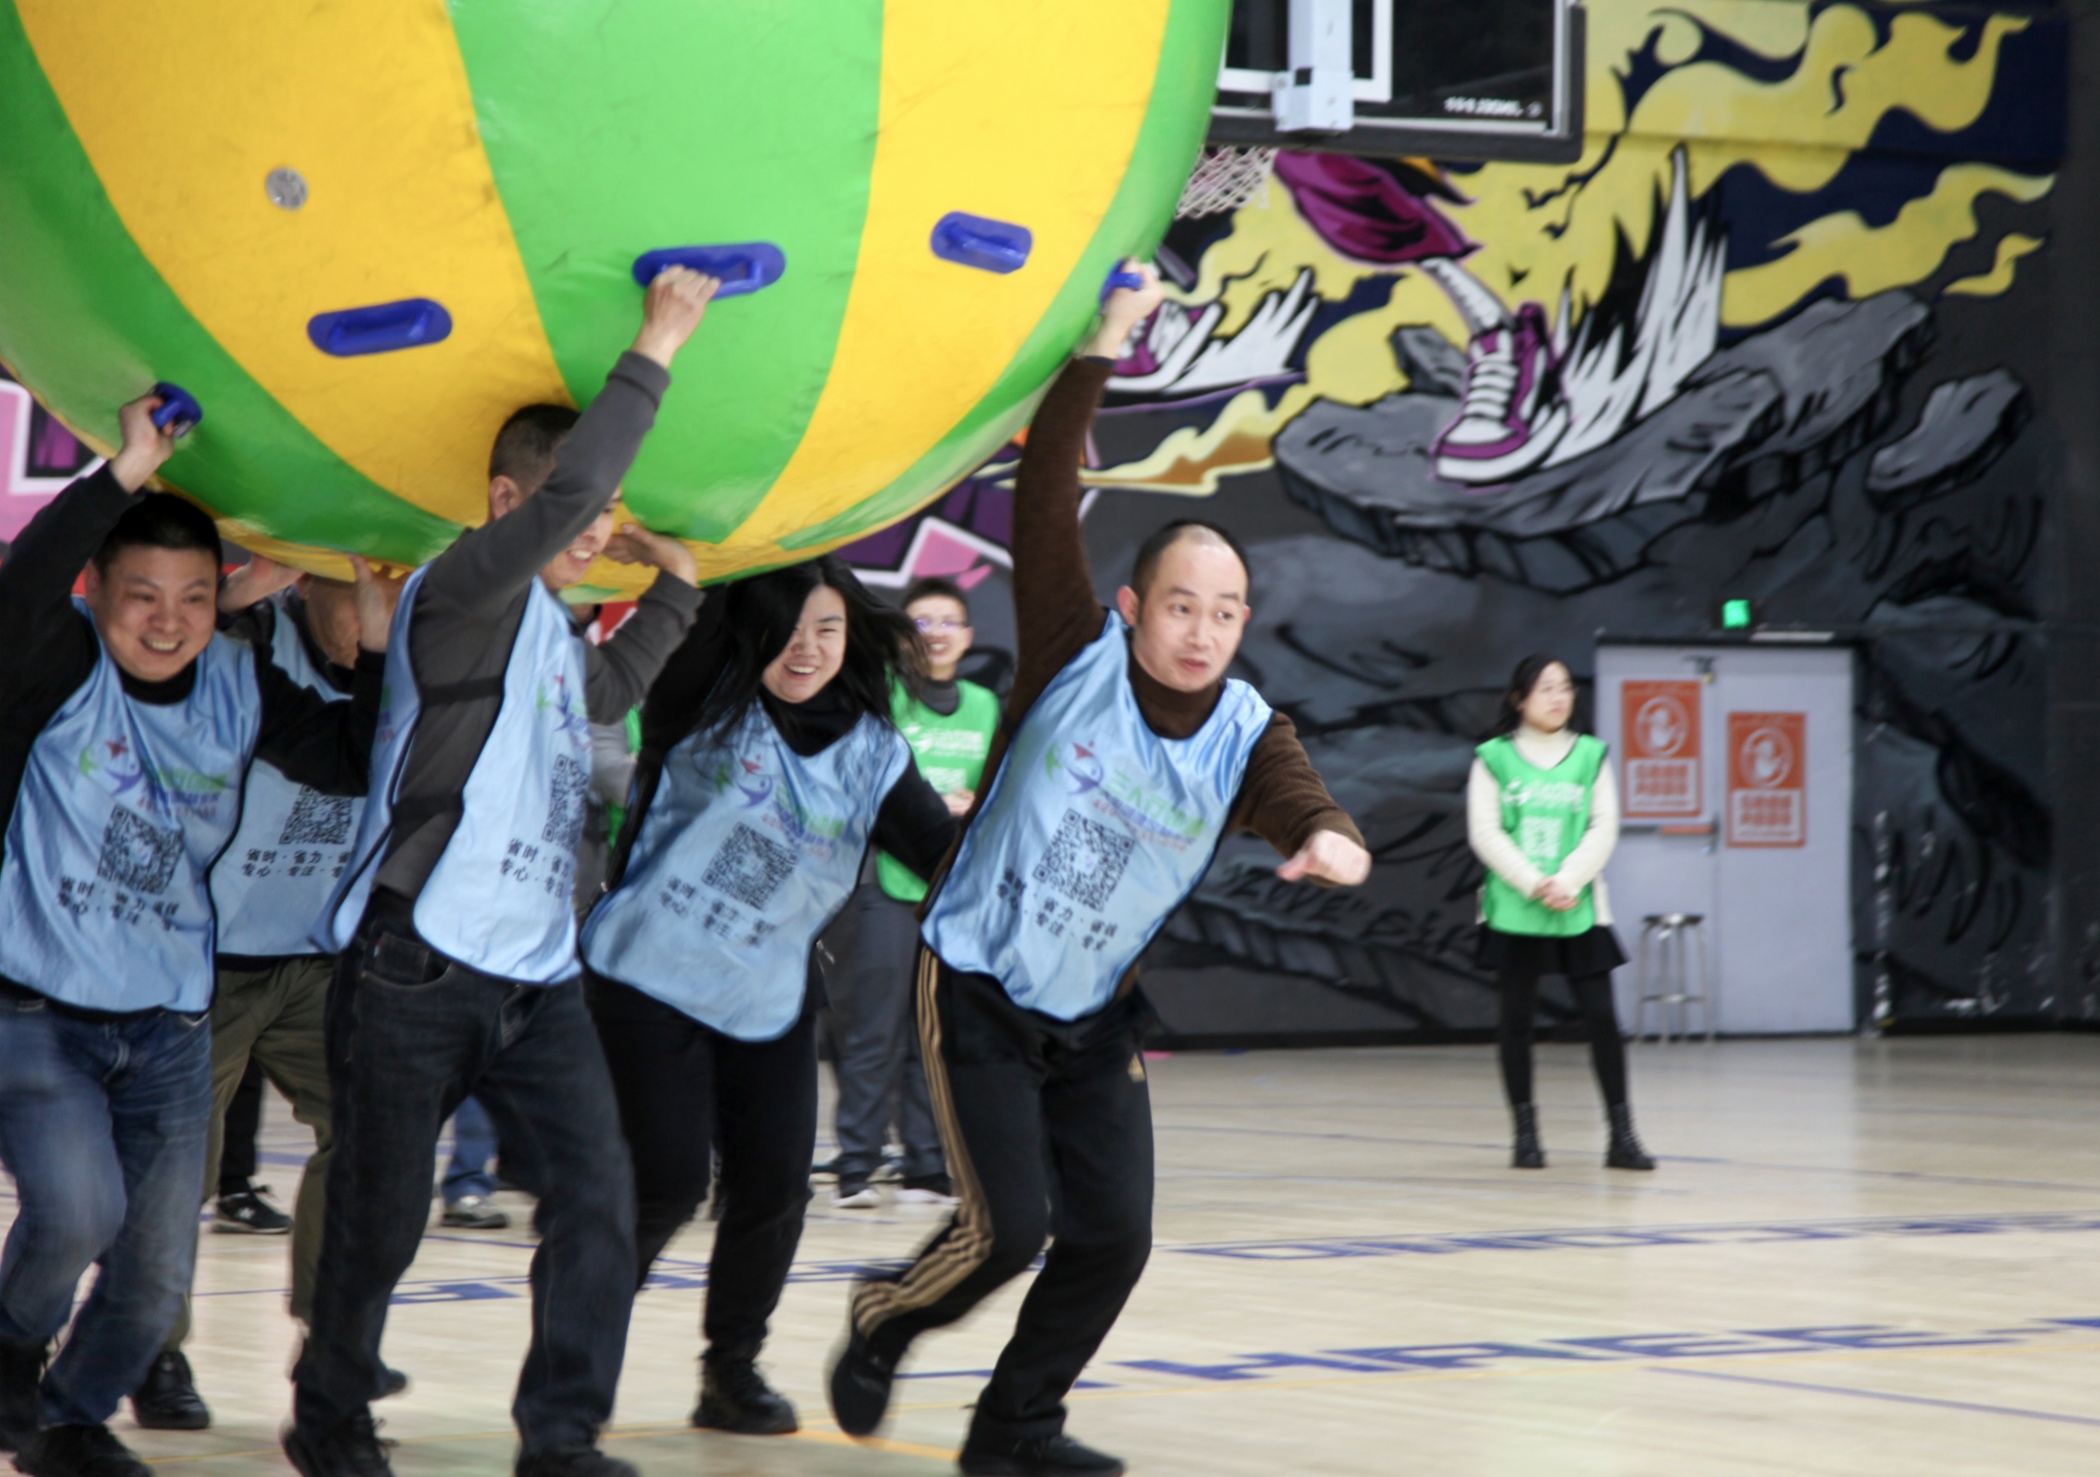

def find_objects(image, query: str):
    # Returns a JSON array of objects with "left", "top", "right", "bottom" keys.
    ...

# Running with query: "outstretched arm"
[{"left": 1228, "top": 712, "right": 1371, "bottom": 886}]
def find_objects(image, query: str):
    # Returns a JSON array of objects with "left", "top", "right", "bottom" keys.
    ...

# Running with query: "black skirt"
[{"left": 1477, "top": 924, "right": 1628, "bottom": 977}]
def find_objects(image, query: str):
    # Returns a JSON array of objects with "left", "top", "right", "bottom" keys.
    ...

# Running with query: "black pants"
[
  {"left": 293, "top": 912, "right": 637, "bottom": 1453},
  {"left": 1497, "top": 965, "right": 1629, "bottom": 1109},
  {"left": 851, "top": 957, "right": 1153, "bottom": 1445},
  {"left": 217, "top": 1060, "right": 264, "bottom": 1195},
  {"left": 587, "top": 975, "right": 817, "bottom": 1360},
  {"left": 824, "top": 882, "right": 944, "bottom": 1185}
]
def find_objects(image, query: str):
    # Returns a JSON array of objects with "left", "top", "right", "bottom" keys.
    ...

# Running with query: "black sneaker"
[
  {"left": 282, "top": 1413, "right": 396, "bottom": 1477},
  {"left": 0, "top": 1335, "right": 45, "bottom": 1453},
  {"left": 378, "top": 1365, "right": 410, "bottom": 1400},
  {"left": 957, "top": 1432, "right": 1126, "bottom": 1477},
  {"left": 692, "top": 1353, "right": 797, "bottom": 1435},
  {"left": 515, "top": 1445, "right": 637, "bottom": 1477},
  {"left": 15, "top": 1423, "right": 152, "bottom": 1477},
  {"left": 895, "top": 1173, "right": 957, "bottom": 1206},
  {"left": 826, "top": 1322, "right": 899, "bottom": 1437},
  {"left": 213, "top": 1184, "right": 292, "bottom": 1235},
  {"left": 129, "top": 1350, "right": 210, "bottom": 1430}
]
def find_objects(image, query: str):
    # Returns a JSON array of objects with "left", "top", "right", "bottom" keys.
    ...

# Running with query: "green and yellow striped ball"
[{"left": 0, "top": 0, "right": 1226, "bottom": 591}]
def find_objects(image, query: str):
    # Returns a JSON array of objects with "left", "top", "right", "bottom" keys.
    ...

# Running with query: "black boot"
[
  {"left": 0, "top": 1336, "right": 46, "bottom": 1453},
  {"left": 1510, "top": 1103, "right": 1545, "bottom": 1169},
  {"left": 1605, "top": 1104, "right": 1655, "bottom": 1171},
  {"left": 130, "top": 1350, "right": 210, "bottom": 1430},
  {"left": 958, "top": 1432, "right": 1126, "bottom": 1477},
  {"left": 692, "top": 1349, "right": 798, "bottom": 1435},
  {"left": 827, "top": 1321, "right": 901, "bottom": 1437},
  {"left": 15, "top": 1423, "right": 152, "bottom": 1477}
]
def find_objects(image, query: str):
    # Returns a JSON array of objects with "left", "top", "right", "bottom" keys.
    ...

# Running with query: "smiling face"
[
  {"left": 1518, "top": 662, "right": 1576, "bottom": 733},
  {"left": 539, "top": 505, "right": 617, "bottom": 592},
  {"left": 760, "top": 583, "right": 848, "bottom": 705},
  {"left": 907, "top": 593, "right": 973, "bottom": 682},
  {"left": 1116, "top": 533, "right": 1250, "bottom": 694},
  {"left": 84, "top": 545, "right": 221, "bottom": 683}
]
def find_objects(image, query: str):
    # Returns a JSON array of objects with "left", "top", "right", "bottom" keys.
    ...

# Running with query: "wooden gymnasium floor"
[{"left": 10, "top": 1034, "right": 2100, "bottom": 1474}]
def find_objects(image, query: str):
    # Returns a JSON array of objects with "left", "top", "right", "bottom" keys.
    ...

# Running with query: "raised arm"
[
  {"left": 0, "top": 391, "right": 182, "bottom": 660},
  {"left": 1007, "top": 263, "right": 1168, "bottom": 713},
  {"left": 581, "top": 525, "right": 703, "bottom": 722},
  {"left": 420, "top": 268, "right": 718, "bottom": 616}
]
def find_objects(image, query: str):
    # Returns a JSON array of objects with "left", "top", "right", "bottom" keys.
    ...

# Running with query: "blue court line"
[{"left": 1654, "top": 1367, "right": 2100, "bottom": 1428}]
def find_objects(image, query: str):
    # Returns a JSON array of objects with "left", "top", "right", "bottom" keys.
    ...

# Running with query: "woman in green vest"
[{"left": 1468, "top": 654, "right": 1654, "bottom": 1172}]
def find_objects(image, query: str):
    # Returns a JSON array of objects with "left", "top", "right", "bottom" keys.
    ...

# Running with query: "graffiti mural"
[
  {"left": 0, "top": 364, "right": 98, "bottom": 547},
  {"left": 847, "top": 0, "right": 2072, "bottom": 1037}
]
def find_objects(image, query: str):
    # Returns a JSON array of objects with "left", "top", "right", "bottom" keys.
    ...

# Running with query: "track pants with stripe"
[{"left": 850, "top": 956, "right": 1153, "bottom": 1444}]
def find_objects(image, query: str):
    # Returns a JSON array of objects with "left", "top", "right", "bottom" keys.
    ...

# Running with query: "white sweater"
[{"left": 1465, "top": 724, "right": 1619, "bottom": 927}]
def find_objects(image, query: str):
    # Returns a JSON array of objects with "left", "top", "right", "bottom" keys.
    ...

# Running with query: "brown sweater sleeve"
[
  {"left": 1227, "top": 711, "right": 1365, "bottom": 858},
  {"left": 1007, "top": 356, "right": 1116, "bottom": 719}
]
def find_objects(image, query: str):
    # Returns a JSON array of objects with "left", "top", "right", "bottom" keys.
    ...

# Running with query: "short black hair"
[
  {"left": 902, "top": 576, "right": 971, "bottom": 618},
  {"left": 488, "top": 403, "right": 580, "bottom": 491},
  {"left": 1129, "top": 519, "right": 1252, "bottom": 600},
  {"left": 93, "top": 493, "right": 221, "bottom": 574}
]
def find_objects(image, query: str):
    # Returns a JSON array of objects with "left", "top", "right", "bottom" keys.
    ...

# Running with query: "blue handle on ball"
[
  {"left": 632, "top": 244, "right": 786, "bottom": 297},
  {"left": 149, "top": 382, "right": 202, "bottom": 436},
  {"left": 929, "top": 213, "right": 1033, "bottom": 275},
  {"left": 1100, "top": 267, "right": 1146, "bottom": 301}
]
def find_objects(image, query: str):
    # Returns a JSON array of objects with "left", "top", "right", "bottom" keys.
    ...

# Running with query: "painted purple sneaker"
[{"left": 1433, "top": 301, "right": 1569, "bottom": 485}]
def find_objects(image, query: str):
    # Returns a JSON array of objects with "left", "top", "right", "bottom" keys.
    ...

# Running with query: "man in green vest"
[{"left": 826, "top": 577, "right": 1000, "bottom": 1209}]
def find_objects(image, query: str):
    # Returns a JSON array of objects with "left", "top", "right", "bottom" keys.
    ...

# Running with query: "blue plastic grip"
[
  {"left": 306, "top": 299, "right": 454, "bottom": 358},
  {"left": 149, "top": 382, "right": 202, "bottom": 436},
  {"left": 1101, "top": 267, "right": 1146, "bottom": 301},
  {"left": 631, "top": 243, "right": 786, "bottom": 297},
  {"left": 930, "top": 213, "right": 1033, "bottom": 275}
]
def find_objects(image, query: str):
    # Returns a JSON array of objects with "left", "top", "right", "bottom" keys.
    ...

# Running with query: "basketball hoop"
[{"left": 1175, "top": 144, "right": 1279, "bottom": 219}]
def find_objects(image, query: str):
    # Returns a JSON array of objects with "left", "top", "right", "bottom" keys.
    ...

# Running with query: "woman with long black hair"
[
  {"left": 580, "top": 557, "right": 956, "bottom": 1435},
  {"left": 1467, "top": 653, "right": 1654, "bottom": 1173}
]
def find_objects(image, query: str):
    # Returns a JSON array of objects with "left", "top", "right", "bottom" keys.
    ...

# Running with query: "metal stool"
[{"left": 1634, "top": 913, "right": 1714, "bottom": 1043}]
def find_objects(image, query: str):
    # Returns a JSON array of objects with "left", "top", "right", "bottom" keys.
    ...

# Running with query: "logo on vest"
[
  {"left": 534, "top": 674, "right": 590, "bottom": 743},
  {"left": 708, "top": 752, "right": 847, "bottom": 853},
  {"left": 77, "top": 739, "right": 228, "bottom": 822},
  {"left": 1044, "top": 742, "right": 1205, "bottom": 848}
]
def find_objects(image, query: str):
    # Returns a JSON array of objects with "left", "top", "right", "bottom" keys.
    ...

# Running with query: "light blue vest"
[
  {"left": 320, "top": 568, "right": 593, "bottom": 983},
  {"left": 0, "top": 611, "right": 259, "bottom": 1012},
  {"left": 922, "top": 612, "right": 1271, "bottom": 1021},
  {"left": 582, "top": 702, "right": 911, "bottom": 1040},
  {"left": 211, "top": 601, "right": 361, "bottom": 957}
]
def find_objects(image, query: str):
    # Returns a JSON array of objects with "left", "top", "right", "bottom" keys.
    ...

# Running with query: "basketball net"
[{"left": 1175, "top": 144, "right": 1279, "bottom": 218}]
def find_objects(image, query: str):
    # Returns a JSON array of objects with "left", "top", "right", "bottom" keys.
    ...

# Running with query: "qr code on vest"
[
  {"left": 541, "top": 755, "right": 589, "bottom": 852},
  {"left": 97, "top": 808, "right": 182, "bottom": 895},
  {"left": 1030, "top": 809, "right": 1134, "bottom": 912},
  {"left": 702, "top": 822, "right": 797, "bottom": 911},
  {"left": 281, "top": 788, "right": 354, "bottom": 846}
]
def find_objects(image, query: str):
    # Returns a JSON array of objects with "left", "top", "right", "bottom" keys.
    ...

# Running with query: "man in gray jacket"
[{"left": 286, "top": 267, "right": 717, "bottom": 1477}]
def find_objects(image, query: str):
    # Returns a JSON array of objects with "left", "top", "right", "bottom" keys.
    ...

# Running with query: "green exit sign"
[{"left": 1720, "top": 599, "right": 1755, "bottom": 630}]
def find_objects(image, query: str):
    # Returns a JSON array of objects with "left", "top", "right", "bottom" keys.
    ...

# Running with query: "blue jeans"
[
  {"left": 442, "top": 1096, "right": 498, "bottom": 1203},
  {"left": 292, "top": 909, "right": 636, "bottom": 1452},
  {"left": 0, "top": 991, "right": 210, "bottom": 1426}
]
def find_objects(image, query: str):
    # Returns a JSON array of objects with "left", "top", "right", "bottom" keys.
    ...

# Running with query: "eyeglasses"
[{"left": 914, "top": 617, "right": 969, "bottom": 633}]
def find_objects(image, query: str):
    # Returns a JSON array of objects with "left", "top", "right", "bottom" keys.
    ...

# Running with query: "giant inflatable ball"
[{"left": 0, "top": 1, "right": 1226, "bottom": 592}]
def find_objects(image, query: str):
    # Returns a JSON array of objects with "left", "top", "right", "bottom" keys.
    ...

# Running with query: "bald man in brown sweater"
[{"left": 829, "top": 264, "right": 1371, "bottom": 1477}]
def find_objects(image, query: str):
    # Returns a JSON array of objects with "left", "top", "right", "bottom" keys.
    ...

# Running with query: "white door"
[{"left": 1596, "top": 644, "right": 1855, "bottom": 1035}]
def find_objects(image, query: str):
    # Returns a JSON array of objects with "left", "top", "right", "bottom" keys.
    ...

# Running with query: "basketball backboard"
[{"left": 1207, "top": 0, "right": 1586, "bottom": 164}]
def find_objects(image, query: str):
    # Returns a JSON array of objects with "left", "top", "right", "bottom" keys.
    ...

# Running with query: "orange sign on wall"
[
  {"left": 1621, "top": 680, "right": 1702, "bottom": 818},
  {"left": 1727, "top": 711, "right": 1806, "bottom": 847}
]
